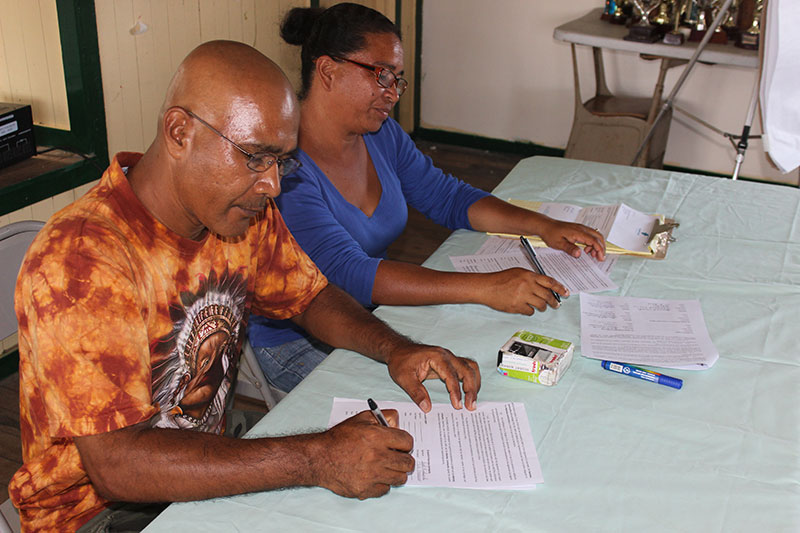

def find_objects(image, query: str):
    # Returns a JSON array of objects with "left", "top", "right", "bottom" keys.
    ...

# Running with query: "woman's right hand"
[{"left": 477, "top": 268, "right": 568, "bottom": 315}]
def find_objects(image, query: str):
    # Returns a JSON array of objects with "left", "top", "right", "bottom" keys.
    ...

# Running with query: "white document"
[
  {"left": 475, "top": 235, "right": 523, "bottom": 255},
  {"left": 476, "top": 236, "right": 617, "bottom": 275},
  {"left": 451, "top": 247, "right": 617, "bottom": 294},
  {"left": 579, "top": 293, "right": 719, "bottom": 370},
  {"left": 328, "top": 399, "right": 543, "bottom": 490}
]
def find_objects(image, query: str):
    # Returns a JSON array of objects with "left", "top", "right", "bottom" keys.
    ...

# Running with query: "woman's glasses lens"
[{"left": 377, "top": 69, "right": 407, "bottom": 96}]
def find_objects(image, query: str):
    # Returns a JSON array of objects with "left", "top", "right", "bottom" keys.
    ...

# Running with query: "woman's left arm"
[{"left": 467, "top": 196, "right": 606, "bottom": 261}]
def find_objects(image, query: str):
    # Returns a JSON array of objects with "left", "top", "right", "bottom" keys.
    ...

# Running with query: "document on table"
[
  {"left": 579, "top": 293, "right": 719, "bottom": 370},
  {"left": 476, "top": 235, "right": 618, "bottom": 275},
  {"left": 451, "top": 245, "right": 617, "bottom": 294},
  {"left": 328, "top": 399, "right": 543, "bottom": 490}
]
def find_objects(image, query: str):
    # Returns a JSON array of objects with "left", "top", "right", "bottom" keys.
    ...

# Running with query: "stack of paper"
[
  {"left": 579, "top": 293, "right": 719, "bottom": 370},
  {"left": 328, "top": 399, "right": 543, "bottom": 490}
]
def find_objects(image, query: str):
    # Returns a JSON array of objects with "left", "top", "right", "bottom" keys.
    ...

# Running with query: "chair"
[
  {"left": 1, "top": 221, "right": 45, "bottom": 341},
  {"left": 0, "top": 220, "right": 44, "bottom": 533},
  {"left": 564, "top": 44, "right": 682, "bottom": 168},
  {"left": 235, "top": 340, "right": 287, "bottom": 411}
]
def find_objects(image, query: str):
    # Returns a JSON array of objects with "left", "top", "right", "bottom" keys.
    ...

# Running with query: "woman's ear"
[{"left": 314, "top": 55, "right": 338, "bottom": 92}]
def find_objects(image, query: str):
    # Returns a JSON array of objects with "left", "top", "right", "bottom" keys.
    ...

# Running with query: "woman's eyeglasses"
[{"left": 332, "top": 56, "right": 408, "bottom": 96}]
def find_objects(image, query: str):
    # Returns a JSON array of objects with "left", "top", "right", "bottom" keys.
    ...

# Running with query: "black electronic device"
[{"left": 0, "top": 103, "right": 36, "bottom": 169}]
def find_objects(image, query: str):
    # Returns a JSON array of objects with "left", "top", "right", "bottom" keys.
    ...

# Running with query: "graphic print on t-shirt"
[{"left": 150, "top": 269, "right": 247, "bottom": 432}]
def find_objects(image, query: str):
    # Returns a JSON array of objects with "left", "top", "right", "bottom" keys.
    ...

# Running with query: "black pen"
[
  {"left": 519, "top": 236, "right": 562, "bottom": 303},
  {"left": 367, "top": 398, "right": 389, "bottom": 426}
]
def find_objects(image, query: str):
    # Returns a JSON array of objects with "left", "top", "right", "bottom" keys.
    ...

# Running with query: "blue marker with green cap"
[{"left": 601, "top": 361, "right": 683, "bottom": 389}]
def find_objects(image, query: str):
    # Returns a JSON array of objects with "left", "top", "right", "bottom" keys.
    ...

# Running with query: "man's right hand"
[{"left": 311, "top": 410, "right": 414, "bottom": 499}]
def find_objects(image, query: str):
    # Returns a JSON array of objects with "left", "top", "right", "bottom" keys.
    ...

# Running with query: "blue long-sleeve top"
[{"left": 248, "top": 118, "right": 490, "bottom": 348}]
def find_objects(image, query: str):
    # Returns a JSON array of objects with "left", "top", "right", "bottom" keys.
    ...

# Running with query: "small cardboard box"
[{"left": 497, "top": 330, "right": 574, "bottom": 386}]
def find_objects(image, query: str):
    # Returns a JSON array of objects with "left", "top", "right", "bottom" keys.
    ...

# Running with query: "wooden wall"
[
  {"left": 95, "top": 0, "right": 416, "bottom": 156},
  {"left": 95, "top": 0, "right": 308, "bottom": 155},
  {"left": 0, "top": 0, "right": 70, "bottom": 130}
]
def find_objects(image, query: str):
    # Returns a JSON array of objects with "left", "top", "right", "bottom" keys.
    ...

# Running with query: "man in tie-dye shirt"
[{"left": 9, "top": 41, "right": 480, "bottom": 532}]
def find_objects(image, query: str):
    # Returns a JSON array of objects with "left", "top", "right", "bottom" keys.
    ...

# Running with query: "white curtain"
[{"left": 760, "top": 0, "right": 800, "bottom": 173}]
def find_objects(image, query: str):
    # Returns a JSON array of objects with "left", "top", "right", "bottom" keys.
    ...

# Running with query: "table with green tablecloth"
[{"left": 145, "top": 157, "right": 800, "bottom": 532}]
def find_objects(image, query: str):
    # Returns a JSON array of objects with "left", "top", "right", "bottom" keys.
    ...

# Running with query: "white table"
[
  {"left": 554, "top": 8, "right": 758, "bottom": 68},
  {"left": 146, "top": 157, "right": 800, "bottom": 532}
]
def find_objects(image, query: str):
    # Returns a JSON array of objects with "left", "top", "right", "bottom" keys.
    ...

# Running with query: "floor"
[{"left": 0, "top": 140, "right": 524, "bottom": 492}]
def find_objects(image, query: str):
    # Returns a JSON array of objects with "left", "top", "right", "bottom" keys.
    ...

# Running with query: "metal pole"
[
  {"left": 632, "top": 0, "right": 735, "bottom": 165},
  {"left": 731, "top": 73, "right": 761, "bottom": 180}
]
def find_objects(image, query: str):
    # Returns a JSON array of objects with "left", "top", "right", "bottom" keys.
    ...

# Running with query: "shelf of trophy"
[{"left": 554, "top": 3, "right": 759, "bottom": 168}]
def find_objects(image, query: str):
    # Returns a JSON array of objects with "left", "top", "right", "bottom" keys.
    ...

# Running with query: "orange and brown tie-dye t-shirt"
[{"left": 9, "top": 152, "right": 328, "bottom": 531}]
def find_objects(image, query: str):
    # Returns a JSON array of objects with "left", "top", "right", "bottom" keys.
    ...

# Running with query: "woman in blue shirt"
[{"left": 248, "top": 3, "right": 605, "bottom": 394}]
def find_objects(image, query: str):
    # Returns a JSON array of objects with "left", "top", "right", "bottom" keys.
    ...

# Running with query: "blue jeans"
[{"left": 252, "top": 337, "right": 332, "bottom": 394}]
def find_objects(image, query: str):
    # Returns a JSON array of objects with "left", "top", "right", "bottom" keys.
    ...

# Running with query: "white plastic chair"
[
  {"left": 0, "top": 220, "right": 43, "bottom": 533},
  {"left": 235, "top": 340, "right": 286, "bottom": 411}
]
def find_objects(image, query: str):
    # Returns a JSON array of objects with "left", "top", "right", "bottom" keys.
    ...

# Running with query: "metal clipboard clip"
[{"left": 647, "top": 218, "right": 678, "bottom": 260}]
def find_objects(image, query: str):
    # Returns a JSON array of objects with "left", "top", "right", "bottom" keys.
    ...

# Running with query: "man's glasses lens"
[{"left": 247, "top": 154, "right": 301, "bottom": 176}]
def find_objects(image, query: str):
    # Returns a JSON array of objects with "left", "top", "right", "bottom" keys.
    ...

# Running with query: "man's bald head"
[
  {"left": 161, "top": 40, "right": 296, "bottom": 133},
  {"left": 130, "top": 41, "right": 300, "bottom": 240}
]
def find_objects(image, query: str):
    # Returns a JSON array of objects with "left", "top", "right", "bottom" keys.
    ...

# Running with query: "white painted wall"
[{"left": 420, "top": 0, "right": 794, "bottom": 185}]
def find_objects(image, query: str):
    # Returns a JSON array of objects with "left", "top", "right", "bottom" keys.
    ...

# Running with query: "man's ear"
[
  {"left": 314, "top": 55, "right": 338, "bottom": 92},
  {"left": 163, "top": 107, "right": 192, "bottom": 159}
]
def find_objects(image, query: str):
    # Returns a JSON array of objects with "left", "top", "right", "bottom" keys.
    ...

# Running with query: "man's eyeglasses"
[
  {"left": 182, "top": 108, "right": 301, "bottom": 176},
  {"left": 332, "top": 56, "right": 408, "bottom": 97}
]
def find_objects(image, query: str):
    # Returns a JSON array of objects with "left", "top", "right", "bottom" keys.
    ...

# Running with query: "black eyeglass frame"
[
  {"left": 180, "top": 107, "right": 301, "bottom": 175},
  {"left": 331, "top": 56, "right": 408, "bottom": 96}
]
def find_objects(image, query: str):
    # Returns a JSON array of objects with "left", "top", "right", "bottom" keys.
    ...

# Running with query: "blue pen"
[
  {"left": 601, "top": 361, "right": 683, "bottom": 389},
  {"left": 519, "top": 236, "right": 561, "bottom": 303}
]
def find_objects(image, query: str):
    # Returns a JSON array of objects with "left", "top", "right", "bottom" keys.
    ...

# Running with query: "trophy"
[
  {"left": 624, "top": 0, "right": 662, "bottom": 42},
  {"left": 602, "top": 0, "right": 617, "bottom": 20},
  {"left": 737, "top": 0, "right": 762, "bottom": 50},
  {"left": 689, "top": 0, "right": 728, "bottom": 43},
  {"left": 651, "top": 1, "right": 671, "bottom": 26},
  {"left": 663, "top": 0, "right": 688, "bottom": 45},
  {"left": 610, "top": 0, "right": 630, "bottom": 25},
  {"left": 722, "top": 0, "right": 741, "bottom": 40}
]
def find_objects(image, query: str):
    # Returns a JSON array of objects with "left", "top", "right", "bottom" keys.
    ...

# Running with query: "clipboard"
[{"left": 490, "top": 200, "right": 678, "bottom": 260}]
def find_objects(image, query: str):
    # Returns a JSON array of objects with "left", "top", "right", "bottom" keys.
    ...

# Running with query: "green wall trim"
[
  {"left": 35, "top": 0, "right": 108, "bottom": 164},
  {"left": 412, "top": 127, "right": 798, "bottom": 188},
  {"left": 413, "top": 127, "right": 565, "bottom": 157},
  {"left": 0, "top": 160, "right": 103, "bottom": 216},
  {"left": 414, "top": 0, "right": 423, "bottom": 132},
  {"left": 0, "top": 350, "right": 19, "bottom": 380}
]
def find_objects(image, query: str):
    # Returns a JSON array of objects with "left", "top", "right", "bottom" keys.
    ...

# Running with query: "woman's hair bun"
[{"left": 280, "top": 7, "right": 324, "bottom": 46}]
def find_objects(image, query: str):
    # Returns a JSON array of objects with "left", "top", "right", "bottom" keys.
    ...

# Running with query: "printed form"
[
  {"left": 450, "top": 245, "right": 617, "bottom": 294},
  {"left": 328, "top": 399, "right": 543, "bottom": 490},
  {"left": 475, "top": 235, "right": 618, "bottom": 275},
  {"left": 580, "top": 293, "right": 719, "bottom": 369}
]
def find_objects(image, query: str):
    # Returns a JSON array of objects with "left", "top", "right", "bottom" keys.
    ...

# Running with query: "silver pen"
[{"left": 367, "top": 398, "right": 389, "bottom": 426}]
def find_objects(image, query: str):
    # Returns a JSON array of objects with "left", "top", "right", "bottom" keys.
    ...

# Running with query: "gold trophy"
[
  {"left": 624, "top": 0, "right": 662, "bottom": 42},
  {"left": 663, "top": 0, "right": 688, "bottom": 45},
  {"left": 722, "top": 0, "right": 741, "bottom": 39},
  {"left": 737, "top": 0, "right": 762, "bottom": 49},
  {"left": 651, "top": 1, "right": 671, "bottom": 26},
  {"left": 689, "top": 0, "right": 728, "bottom": 43}
]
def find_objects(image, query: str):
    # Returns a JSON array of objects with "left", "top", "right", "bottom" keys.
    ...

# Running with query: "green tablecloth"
[{"left": 146, "top": 157, "right": 800, "bottom": 532}]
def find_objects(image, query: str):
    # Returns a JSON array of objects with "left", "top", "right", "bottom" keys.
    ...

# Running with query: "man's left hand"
[{"left": 385, "top": 345, "right": 481, "bottom": 413}]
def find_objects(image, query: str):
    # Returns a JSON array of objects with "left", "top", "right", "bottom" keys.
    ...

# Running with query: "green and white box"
[{"left": 497, "top": 330, "right": 574, "bottom": 386}]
